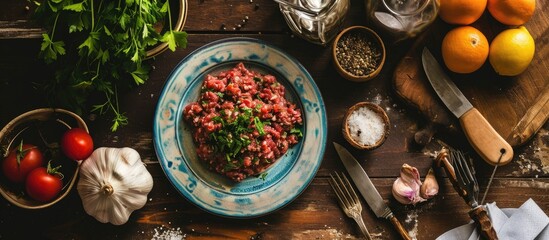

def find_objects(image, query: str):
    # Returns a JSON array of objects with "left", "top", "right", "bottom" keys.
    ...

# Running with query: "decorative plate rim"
[{"left": 153, "top": 37, "right": 327, "bottom": 218}]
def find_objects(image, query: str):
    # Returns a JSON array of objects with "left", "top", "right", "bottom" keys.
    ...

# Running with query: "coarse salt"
[
  {"left": 347, "top": 106, "right": 385, "bottom": 146},
  {"left": 151, "top": 227, "right": 186, "bottom": 240}
]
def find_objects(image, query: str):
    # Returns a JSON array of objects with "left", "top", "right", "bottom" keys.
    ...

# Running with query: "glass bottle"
[
  {"left": 278, "top": 0, "right": 350, "bottom": 46},
  {"left": 366, "top": 0, "right": 439, "bottom": 42}
]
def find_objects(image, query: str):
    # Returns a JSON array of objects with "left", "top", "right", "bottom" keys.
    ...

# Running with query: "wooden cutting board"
[{"left": 394, "top": 1, "right": 549, "bottom": 147}]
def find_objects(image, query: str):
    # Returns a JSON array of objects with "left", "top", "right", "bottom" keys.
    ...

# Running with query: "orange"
[
  {"left": 487, "top": 0, "right": 536, "bottom": 26},
  {"left": 439, "top": 0, "right": 487, "bottom": 25},
  {"left": 441, "top": 26, "right": 489, "bottom": 74}
]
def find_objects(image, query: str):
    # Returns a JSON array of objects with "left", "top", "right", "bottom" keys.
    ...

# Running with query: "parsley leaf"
[
  {"left": 161, "top": 31, "right": 187, "bottom": 51},
  {"left": 78, "top": 31, "right": 100, "bottom": 56},
  {"left": 63, "top": 2, "right": 84, "bottom": 12},
  {"left": 160, "top": 0, "right": 169, "bottom": 13},
  {"left": 40, "top": 33, "right": 66, "bottom": 63},
  {"left": 173, "top": 31, "right": 188, "bottom": 48}
]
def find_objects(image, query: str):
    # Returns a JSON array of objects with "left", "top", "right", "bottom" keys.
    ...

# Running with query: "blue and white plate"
[{"left": 153, "top": 37, "right": 327, "bottom": 218}]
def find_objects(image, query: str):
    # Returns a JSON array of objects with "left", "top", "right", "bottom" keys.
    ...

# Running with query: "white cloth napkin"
[{"left": 437, "top": 198, "right": 549, "bottom": 240}]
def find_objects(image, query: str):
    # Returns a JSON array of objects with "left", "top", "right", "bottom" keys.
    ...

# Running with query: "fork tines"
[
  {"left": 451, "top": 150, "right": 480, "bottom": 201},
  {"left": 329, "top": 172, "right": 372, "bottom": 240},
  {"left": 329, "top": 172, "right": 361, "bottom": 213}
]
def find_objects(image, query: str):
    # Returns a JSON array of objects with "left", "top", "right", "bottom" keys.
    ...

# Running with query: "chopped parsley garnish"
[
  {"left": 254, "top": 117, "right": 265, "bottom": 136},
  {"left": 209, "top": 107, "right": 268, "bottom": 160},
  {"left": 290, "top": 127, "right": 303, "bottom": 137},
  {"left": 224, "top": 162, "right": 238, "bottom": 171},
  {"left": 254, "top": 103, "right": 262, "bottom": 112}
]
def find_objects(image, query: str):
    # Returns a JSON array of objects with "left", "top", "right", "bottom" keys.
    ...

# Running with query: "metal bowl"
[{"left": 0, "top": 108, "right": 88, "bottom": 209}]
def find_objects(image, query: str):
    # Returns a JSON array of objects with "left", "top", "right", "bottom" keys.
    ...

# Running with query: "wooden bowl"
[
  {"left": 342, "top": 102, "right": 390, "bottom": 150},
  {"left": 332, "top": 26, "right": 386, "bottom": 82},
  {"left": 0, "top": 108, "right": 88, "bottom": 209},
  {"left": 145, "top": 0, "right": 188, "bottom": 59}
]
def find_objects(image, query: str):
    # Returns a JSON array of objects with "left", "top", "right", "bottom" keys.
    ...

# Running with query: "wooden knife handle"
[
  {"left": 389, "top": 215, "right": 412, "bottom": 240},
  {"left": 469, "top": 206, "right": 499, "bottom": 240},
  {"left": 435, "top": 149, "right": 467, "bottom": 198},
  {"left": 459, "top": 108, "right": 514, "bottom": 166}
]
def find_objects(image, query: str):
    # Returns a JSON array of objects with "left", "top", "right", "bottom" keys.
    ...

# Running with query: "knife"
[
  {"left": 421, "top": 48, "right": 513, "bottom": 166},
  {"left": 334, "top": 142, "right": 412, "bottom": 240}
]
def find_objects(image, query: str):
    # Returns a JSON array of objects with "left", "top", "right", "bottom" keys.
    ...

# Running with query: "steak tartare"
[{"left": 183, "top": 63, "right": 303, "bottom": 182}]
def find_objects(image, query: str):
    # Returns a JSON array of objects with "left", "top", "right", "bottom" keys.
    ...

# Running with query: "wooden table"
[{"left": 1, "top": 0, "right": 548, "bottom": 239}]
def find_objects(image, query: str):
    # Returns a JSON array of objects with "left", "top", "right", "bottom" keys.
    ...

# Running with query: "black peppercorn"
[{"left": 335, "top": 30, "right": 382, "bottom": 77}]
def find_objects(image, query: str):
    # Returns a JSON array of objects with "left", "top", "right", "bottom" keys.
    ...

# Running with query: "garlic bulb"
[
  {"left": 77, "top": 147, "right": 153, "bottom": 225},
  {"left": 420, "top": 167, "right": 439, "bottom": 199},
  {"left": 392, "top": 164, "right": 426, "bottom": 205}
]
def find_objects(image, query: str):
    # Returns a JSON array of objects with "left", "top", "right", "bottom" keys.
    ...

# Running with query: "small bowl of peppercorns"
[{"left": 332, "top": 26, "right": 386, "bottom": 82}]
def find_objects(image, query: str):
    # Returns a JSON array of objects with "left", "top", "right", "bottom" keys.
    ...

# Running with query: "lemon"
[{"left": 489, "top": 26, "right": 535, "bottom": 76}]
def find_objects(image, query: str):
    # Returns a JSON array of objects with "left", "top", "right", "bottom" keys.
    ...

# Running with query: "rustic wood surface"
[
  {"left": 394, "top": 0, "right": 549, "bottom": 147},
  {"left": 1, "top": 0, "right": 549, "bottom": 239}
]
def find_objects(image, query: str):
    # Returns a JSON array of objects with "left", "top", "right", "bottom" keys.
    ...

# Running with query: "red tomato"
[
  {"left": 2, "top": 144, "right": 44, "bottom": 183},
  {"left": 61, "top": 128, "right": 94, "bottom": 161},
  {"left": 25, "top": 167, "right": 63, "bottom": 202}
]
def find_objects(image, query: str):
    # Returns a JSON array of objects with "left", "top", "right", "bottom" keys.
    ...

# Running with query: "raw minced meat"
[{"left": 183, "top": 63, "right": 303, "bottom": 182}]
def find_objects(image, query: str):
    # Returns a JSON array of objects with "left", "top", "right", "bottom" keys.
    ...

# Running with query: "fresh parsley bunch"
[{"left": 34, "top": 0, "right": 187, "bottom": 131}]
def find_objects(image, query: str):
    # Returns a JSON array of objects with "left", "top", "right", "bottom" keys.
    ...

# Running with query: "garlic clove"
[
  {"left": 420, "top": 167, "right": 439, "bottom": 199},
  {"left": 392, "top": 164, "right": 426, "bottom": 205},
  {"left": 392, "top": 178, "right": 419, "bottom": 205}
]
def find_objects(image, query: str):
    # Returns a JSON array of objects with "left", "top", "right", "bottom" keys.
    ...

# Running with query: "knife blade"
[
  {"left": 421, "top": 48, "right": 513, "bottom": 166},
  {"left": 333, "top": 142, "right": 411, "bottom": 240}
]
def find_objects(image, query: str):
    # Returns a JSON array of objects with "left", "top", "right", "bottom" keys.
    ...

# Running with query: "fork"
[
  {"left": 329, "top": 172, "right": 372, "bottom": 240},
  {"left": 452, "top": 151, "right": 498, "bottom": 240},
  {"left": 452, "top": 150, "right": 480, "bottom": 207}
]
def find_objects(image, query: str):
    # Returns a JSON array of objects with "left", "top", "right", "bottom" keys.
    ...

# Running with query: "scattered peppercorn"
[{"left": 335, "top": 30, "right": 382, "bottom": 76}]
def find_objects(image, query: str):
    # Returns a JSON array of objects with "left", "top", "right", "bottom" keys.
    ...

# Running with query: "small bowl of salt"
[{"left": 342, "top": 102, "right": 390, "bottom": 150}]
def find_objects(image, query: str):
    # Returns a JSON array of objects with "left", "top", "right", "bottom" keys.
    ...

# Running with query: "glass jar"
[
  {"left": 278, "top": 0, "right": 350, "bottom": 46},
  {"left": 366, "top": 0, "right": 439, "bottom": 42}
]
